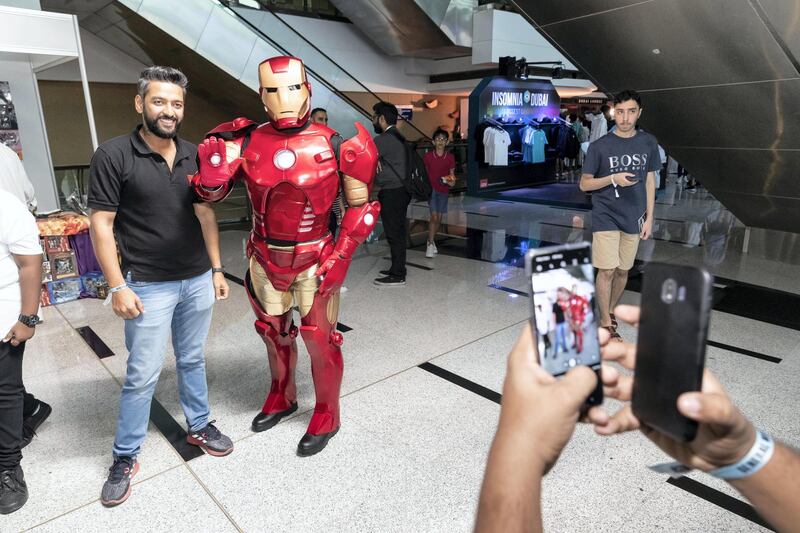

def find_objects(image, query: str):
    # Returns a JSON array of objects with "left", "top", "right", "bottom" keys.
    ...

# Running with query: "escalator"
[
  {"left": 327, "top": 0, "right": 475, "bottom": 58},
  {"left": 40, "top": 0, "right": 431, "bottom": 138},
  {"left": 510, "top": 0, "right": 800, "bottom": 234}
]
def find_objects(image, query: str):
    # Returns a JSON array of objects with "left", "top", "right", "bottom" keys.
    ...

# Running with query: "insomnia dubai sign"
[
  {"left": 491, "top": 90, "right": 550, "bottom": 107},
  {"left": 479, "top": 78, "right": 560, "bottom": 120}
]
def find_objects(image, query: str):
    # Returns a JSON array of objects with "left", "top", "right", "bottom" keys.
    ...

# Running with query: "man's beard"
[
  {"left": 144, "top": 111, "right": 181, "bottom": 139},
  {"left": 372, "top": 121, "right": 383, "bottom": 134}
]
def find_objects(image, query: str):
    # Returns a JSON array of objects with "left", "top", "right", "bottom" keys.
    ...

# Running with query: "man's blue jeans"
[
  {"left": 112, "top": 270, "right": 215, "bottom": 458},
  {"left": 555, "top": 322, "right": 569, "bottom": 354}
]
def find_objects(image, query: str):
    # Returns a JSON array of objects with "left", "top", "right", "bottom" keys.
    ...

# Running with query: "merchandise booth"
[{"left": 467, "top": 76, "right": 588, "bottom": 208}]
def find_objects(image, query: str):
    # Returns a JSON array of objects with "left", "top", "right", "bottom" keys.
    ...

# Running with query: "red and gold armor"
[{"left": 190, "top": 56, "right": 379, "bottom": 456}]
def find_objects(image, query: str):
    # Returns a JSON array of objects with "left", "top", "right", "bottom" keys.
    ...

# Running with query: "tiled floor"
[{"left": 11, "top": 176, "right": 798, "bottom": 531}]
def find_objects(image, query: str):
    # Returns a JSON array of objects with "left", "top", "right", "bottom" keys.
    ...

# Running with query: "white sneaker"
[
  {"left": 425, "top": 242, "right": 435, "bottom": 258},
  {"left": 432, "top": 243, "right": 438, "bottom": 255}
]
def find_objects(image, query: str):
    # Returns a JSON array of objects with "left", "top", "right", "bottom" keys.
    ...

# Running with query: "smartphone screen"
[{"left": 526, "top": 243, "right": 601, "bottom": 405}]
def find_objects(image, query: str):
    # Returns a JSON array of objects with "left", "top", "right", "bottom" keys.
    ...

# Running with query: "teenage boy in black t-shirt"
[
  {"left": 580, "top": 90, "right": 659, "bottom": 341},
  {"left": 88, "top": 67, "right": 233, "bottom": 507}
]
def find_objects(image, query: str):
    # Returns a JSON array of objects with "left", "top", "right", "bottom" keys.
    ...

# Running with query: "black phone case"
[{"left": 632, "top": 263, "right": 713, "bottom": 442}]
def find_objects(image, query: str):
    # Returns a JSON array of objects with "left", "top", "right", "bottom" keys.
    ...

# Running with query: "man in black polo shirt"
[{"left": 88, "top": 66, "right": 233, "bottom": 507}]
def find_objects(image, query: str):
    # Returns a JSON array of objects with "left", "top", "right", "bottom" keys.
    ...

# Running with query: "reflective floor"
[{"left": 11, "top": 175, "right": 798, "bottom": 532}]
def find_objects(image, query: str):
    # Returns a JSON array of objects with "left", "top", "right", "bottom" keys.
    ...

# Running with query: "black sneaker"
[
  {"left": 187, "top": 421, "right": 234, "bottom": 457},
  {"left": 20, "top": 400, "right": 52, "bottom": 449},
  {"left": 374, "top": 275, "right": 405, "bottom": 286},
  {"left": 379, "top": 269, "right": 391, "bottom": 276},
  {"left": 100, "top": 457, "right": 138, "bottom": 507},
  {"left": 0, "top": 465, "right": 28, "bottom": 514}
]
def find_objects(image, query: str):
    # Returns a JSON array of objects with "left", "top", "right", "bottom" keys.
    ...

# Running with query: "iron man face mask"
[{"left": 258, "top": 56, "right": 312, "bottom": 129}]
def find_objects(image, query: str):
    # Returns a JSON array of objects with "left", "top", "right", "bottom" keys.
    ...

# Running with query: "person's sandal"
[
  {"left": 601, "top": 325, "right": 623, "bottom": 342},
  {"left": 609, "top": 313, "right": 618, "bottom": 328}
]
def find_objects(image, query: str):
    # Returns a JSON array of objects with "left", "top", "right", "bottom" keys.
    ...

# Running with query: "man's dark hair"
[
  {"left": 372, "top": 102, "right": 398, "bottom": 126},
  {"left": 432, "top": 128, "right": 449, "bottom": 141},
  {"left": 310, "top": 107, "right": 326, "bottom": 117},
  {"left": 600, "top": 104, "right": 611, "bottom": 114},
  {"left": 568, "top": 113, "right": 577, "bottom": 122},
  {"left": 613, "top": 90, "right": 642, "bottom": 108},
  {"left": 137, "top": 66, "right": 188, "bottom": 98}
]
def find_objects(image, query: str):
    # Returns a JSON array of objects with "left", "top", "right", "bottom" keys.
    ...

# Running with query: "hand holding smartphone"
[
  {"left": 614, "top": 172, "right": 639, "bottom": 186},
  {"left": 632, "top": 264, "right": 713, "bottom": 441},
  {"left": 525, "top": 242, "right": 603, "bottom": 406}
]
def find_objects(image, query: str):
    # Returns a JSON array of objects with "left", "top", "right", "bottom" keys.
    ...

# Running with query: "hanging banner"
[{"left": 0, "top": 82, "right": 23, "bottom": 158}]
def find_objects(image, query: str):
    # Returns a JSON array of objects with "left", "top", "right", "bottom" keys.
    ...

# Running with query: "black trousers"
[
  {"left": 378, "top": 187, "right": 411, "bottom": 279},
  {"left": 0, "top": 341, "right": 24, "bottom": 470}
]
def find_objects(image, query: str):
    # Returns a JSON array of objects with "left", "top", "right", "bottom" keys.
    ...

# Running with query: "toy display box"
[{"left": 46, "top": 278, "right": 83, "bottom": 305}]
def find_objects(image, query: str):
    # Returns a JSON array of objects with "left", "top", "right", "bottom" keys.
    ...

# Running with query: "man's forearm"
[
  {"left": 646, "top": 172, "right": 656, "bottom": 220},
  {"left": 197, "top": 209, "right": 223, "bottom": 268},
  {"left": 90, "top": 224, "right": 125, "bottom": 287},
  {"left": 730, "top": 443, "right": 800, "bottom": 532},
  {"left": 579, "top": 174, "right": 612, "bottom": 192},
  {"left": 18, "top": 258, "right": 42, "bottom": 316},
  {"left": 476, "top": 428, "right": 544, "bottom": 533}
]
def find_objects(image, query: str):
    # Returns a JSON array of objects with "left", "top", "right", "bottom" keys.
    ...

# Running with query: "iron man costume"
[
  {"left": 568, "top": 294, "right": 588, "bottom": 353},
  {"left": 190, "top": 56, "right": 379, "bottom": 456}
]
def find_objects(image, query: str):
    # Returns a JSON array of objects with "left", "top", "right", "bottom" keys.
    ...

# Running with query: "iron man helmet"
[{"left": 258, "top": 56, "right": 312, "bottom": 129}]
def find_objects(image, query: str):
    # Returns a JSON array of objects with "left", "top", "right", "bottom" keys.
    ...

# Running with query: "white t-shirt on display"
[
  {"left": 483, "top": 127, "right": 495, "bottom": 164},
  {"left": 488, "top": 129, "right": 511, "bottom": 166},
  {"left": 0, "top": 190, "right": 42, "bottom": 335},
  {"left": 495, "top": 129, "right": 511, "bottom": 166}
]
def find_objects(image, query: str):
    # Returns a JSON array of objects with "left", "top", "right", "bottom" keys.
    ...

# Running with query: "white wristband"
[
  {"left": 610, "top": 175, "right": 617, "bottom": 187},
  {"left": 109, "top": 283, "right": 128, "bottom": 294},
  {"left": 708, "top": 430, "right": 774, "bottom": 480},
  {"left": 104, "top": 283, "right": 128, "bottom": 306}
]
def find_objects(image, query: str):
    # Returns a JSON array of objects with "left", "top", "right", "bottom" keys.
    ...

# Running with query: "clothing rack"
[{"left": 481, "top": 117, "right": 506, "bottom": 128}]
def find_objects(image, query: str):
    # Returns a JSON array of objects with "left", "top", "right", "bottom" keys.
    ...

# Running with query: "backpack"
[{"left": 386, "top": 129, "right": 432, "bottom": 201}]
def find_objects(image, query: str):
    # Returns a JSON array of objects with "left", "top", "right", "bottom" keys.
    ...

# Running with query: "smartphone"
[
  {"left": 633, "top": 263, "right": 713, "bottom": 441},
  {"left": 525, "top": 242, "right": 603, "bottom": 406}
]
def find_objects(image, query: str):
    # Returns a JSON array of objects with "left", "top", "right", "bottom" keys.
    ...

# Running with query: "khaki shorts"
[{"left": 592, "top": 231, "right": 640, "bottom": 270}]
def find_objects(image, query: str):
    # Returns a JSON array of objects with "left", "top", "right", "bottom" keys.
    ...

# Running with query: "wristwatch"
[
  {"left": 212, "top": 267, "right": 225, "bottom": 274},
  {"left": 18, "top": 314, "right": 41, "bottom": 328}
]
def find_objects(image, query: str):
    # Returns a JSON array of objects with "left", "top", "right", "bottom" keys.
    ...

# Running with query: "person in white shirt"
[
  {"left": 0, "top": 145, "right": 52, "bottom": 457},
  {"left": 0, "top": 144, "right": 36, "bottom": 212},
  {"left": 534, "top": 300, "right": 553, "bottom": 359},
  {"left": 587, "top": 105, "right": 610, "bottom": 143},
  {"left": 0, "top": 190, "right": 43, "bottom": 515}
]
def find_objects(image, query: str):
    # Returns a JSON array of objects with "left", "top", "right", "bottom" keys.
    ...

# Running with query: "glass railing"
[
  {"left": 218, "top": 2, "right": 371, "bottom": 139},
  {"left": 53, "top": 165, "right": 89, "bottom": 212}
]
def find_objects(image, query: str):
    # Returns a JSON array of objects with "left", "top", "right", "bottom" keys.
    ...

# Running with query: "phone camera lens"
[{"left": 661, "top": 279, "right": 677, "bottom": 304}]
